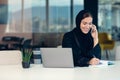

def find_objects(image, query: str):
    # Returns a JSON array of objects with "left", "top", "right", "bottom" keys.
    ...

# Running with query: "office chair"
[
  {"left": 0, "top": 44, "right": 8, "bottom": 50},
  {"left": 2, "top": 36, "right": 24, "bottom": 50},
  {"left": 98, "top": 32, "right": 115, "bottom": 60}
]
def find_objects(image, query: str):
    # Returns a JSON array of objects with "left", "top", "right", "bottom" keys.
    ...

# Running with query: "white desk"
[{"left": 0, "top": 61, "right": 120, "bottom": 80}]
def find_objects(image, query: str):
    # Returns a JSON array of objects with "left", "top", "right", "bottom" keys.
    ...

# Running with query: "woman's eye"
[
  {"left": 83, "top": 22, "right": 92, "bottom": 25},
  {"left": 83, "top": 22, "right": 87, "bottom": 25}
]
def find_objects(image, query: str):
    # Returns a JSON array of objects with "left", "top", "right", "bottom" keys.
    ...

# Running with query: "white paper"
[{"left": 89, "top": 60, "right": 109, "bottom": 67}]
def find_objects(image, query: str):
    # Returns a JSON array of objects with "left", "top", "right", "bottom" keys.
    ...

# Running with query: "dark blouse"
[{"left": 62, "top": 28, "right": 101, "bottom": 67}]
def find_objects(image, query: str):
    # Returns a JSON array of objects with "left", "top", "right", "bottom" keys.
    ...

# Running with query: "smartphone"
[{"left": 90, "top": 24, "right": 95, "bottom": 33}]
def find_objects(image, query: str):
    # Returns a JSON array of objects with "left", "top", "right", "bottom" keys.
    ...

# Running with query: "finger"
[
  {"left": 96, "top": 59, "right": 100, "bottom": 64},
  {"left": 95, "top": 58, "right": 100, "bottom": 62},
  {"left": 92, "top": 24, "right": 97, "bottom": 30},
  {"left": 92, "top": 24, "right": 96, "bottom": 28}
]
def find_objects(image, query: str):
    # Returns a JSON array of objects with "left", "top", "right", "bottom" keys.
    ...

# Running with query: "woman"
[{"left": 62, "top": 10, "right": 101, "bottom": 67}]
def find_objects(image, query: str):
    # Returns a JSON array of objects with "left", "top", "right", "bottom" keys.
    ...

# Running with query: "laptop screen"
[{"left": 40, "top": 48, "right": 74, "bottom": 68}]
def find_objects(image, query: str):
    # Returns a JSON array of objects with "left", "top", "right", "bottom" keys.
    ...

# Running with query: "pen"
[{"left": 93, "top": 55, "right": 101, "bottom": 65}]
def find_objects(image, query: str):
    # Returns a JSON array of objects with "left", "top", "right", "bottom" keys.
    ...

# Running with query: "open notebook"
[{"left": 89, "top": 60, "right": 114, "bottom": 67}]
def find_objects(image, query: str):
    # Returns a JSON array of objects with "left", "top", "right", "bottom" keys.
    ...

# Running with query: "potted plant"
[{"left": 21, "top": 47, "right": 33, "bottom": 68}]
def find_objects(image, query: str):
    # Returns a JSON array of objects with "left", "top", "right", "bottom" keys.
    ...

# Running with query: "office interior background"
[{"left": 0, "top": 0, "right": 120, "bottom": 60}]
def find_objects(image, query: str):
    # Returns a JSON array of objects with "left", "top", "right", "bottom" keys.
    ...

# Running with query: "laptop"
[{"left": 40, "top": 48, "right": 74, "bottom": 68}]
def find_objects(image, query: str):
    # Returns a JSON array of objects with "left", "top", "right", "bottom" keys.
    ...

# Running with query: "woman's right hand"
[
  {"left": 89, "top": 57, "right": 100, "bottom": 65},
  {"left": 91, "top": 24, "right": 99, "bottom": 47}
]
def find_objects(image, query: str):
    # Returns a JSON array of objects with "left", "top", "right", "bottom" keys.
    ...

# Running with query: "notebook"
[
  {"left": 89, "top": 60, "right": 114, "bottom": 67},
  {"left": 40, "top": 48, "right": 74, "bottom": 68}
]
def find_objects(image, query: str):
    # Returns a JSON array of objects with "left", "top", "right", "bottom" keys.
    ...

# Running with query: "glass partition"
[
  {"left": 1, "top": 0, "right": 84, "bottom": 47},
  {"left": 73, "top": 0, "right": 83, "bottom": 28},
  {"left": 6, "top": 0, "right": 83, "bottom": 33},
  {"left": 32, "top": 0, "right": 46, "bottom": 33},
  {"left": 7, "top": 0, "right": 22, "bottom": 33},
  {"left": 98, "top": 0, "right": 120, "bottom": 41},
  {"left": 98, "top": 2, "right": 112, "bottom": 33},
  {"left": 49, "top": 0, "right": 70, "bottom": 32}
]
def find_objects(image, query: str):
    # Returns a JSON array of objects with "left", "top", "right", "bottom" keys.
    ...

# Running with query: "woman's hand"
[
  {"left": 89, "top": 57, "right": 100, "bottom": 65},
  {"left": 91, "top": 24, "right": 98, "bottom": 47}
]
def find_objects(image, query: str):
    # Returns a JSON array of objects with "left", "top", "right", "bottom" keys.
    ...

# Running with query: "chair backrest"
[
  {"left": 0, "top": 44, "right": 8, "bottom": 50},
  {"left": 2, "top": 36, "right": 23, "bottom": 43},
  {"left": 98, "top": 32, "right": 111, "bottom": 43},
  {"left": 0, "top": 50, "right": 22, "bottom": 65}
]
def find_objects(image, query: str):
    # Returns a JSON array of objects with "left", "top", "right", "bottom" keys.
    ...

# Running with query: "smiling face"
[{"left": 80, "top": 17, "right": 93, "bottom": 34}]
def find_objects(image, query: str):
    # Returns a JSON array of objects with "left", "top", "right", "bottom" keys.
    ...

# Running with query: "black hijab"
[
  {"left": 73, "top": 10, "right": 93, "bottom": 52},
  {"left": 75, "top": 9, "right": 92, "bottom": 35}
]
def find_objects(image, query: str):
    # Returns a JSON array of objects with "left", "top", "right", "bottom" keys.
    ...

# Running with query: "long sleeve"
[
  {"left": 91, "top": 44, "right": 101, "bottom": 59},
  {"left": 76, "top": 42, "right": 101, "bottom": 67},
  {"left": 62, "top": 9, "right": 102, "bottom": 67},
  {"left": 62, "top": 31, "right": 102, "bottom": 67},
  {"left": 62, "top": 32, "right": 91, "bottom": 67},
  {"left": 62, "top": 32, "right": 73, "bottom": 48}
]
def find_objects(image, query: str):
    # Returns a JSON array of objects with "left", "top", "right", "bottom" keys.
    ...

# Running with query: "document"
[{"left": 89, "top": 60, "right": 114, "bottom": 67}]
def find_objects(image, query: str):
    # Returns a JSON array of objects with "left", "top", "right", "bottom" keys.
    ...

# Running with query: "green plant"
[{"left": 21, "top": 48, "right": 33, "bottom": 63}]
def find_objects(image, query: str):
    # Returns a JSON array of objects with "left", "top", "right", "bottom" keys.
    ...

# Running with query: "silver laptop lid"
[{"left": 40, "top": 48, "right": 74, "bottom": 68}]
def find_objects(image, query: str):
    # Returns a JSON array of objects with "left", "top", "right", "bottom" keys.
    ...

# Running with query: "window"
[
  {"left": 0, "top": 4, "right": 8, "bottom": 24},
  {"left": 6, "top": 0, "right": 83, "bottom": 33},
  {"left": 32, "top": 0, "right": 46, "bottom": 33},
  {"left": 73, "top": 0, "right": 83, "bottom": 27},
  {"left": 98, "top": 2, "right": 112, "bottom": 32},
  {"left": 49, "top": 0, "right": 70, "bottom": 32},
  {"left": 98, "top": 0, "right": 120, "bottom": 41},
  {"left": 7, "top": 0, "right": 22, "bottom": 33}
]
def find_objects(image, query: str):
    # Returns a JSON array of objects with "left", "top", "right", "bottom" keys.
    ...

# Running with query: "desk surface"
[{"left": 0, "top": 61, "right": 120, "bottom": 80}]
